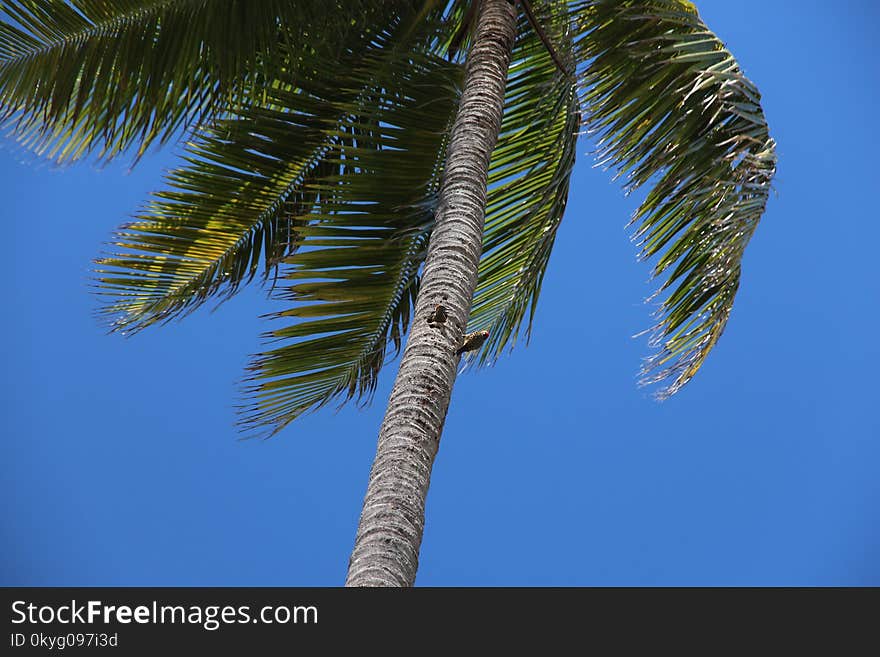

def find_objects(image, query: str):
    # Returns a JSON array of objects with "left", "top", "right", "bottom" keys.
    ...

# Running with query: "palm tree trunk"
[{"left": 344, "top": 0, "right": 518, "bottom": 587}]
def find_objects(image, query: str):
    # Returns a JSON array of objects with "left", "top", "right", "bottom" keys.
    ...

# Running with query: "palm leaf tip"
[
  {"left": 576, "top": 0, "right": 777, "bottom": 397},
  {"left": 236, "top": 246, "right": 425, "bottom": 440}
]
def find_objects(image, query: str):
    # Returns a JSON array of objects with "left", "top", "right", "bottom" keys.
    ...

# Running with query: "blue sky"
[{"left": 2, "top": 1, "right": 878, "bottom": 586}]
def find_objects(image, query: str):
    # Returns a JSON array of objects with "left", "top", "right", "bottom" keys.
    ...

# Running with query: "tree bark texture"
[{"left": 345, "top": 0, "right": 518, "bottom": 587}]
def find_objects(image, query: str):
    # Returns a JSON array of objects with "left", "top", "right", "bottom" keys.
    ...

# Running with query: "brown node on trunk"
[{"left": 427, "top": 303, "right": 449, "bottom": 326}]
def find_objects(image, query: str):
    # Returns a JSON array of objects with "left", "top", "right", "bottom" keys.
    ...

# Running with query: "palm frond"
[
  {"left": 94, "top": 11, "right": 454, "bottom": 334},
  {"left": 466, "top": 6, "right": 580, "bottom": 363},
  {"left": 0, "top": 0, "right": 401, "bottom": 162},
  {"left": 240, "top": 59, "right": 460, "bottom": 437},
  {"left": 574, "top": 0, "right": 776, "bottom": 396}
]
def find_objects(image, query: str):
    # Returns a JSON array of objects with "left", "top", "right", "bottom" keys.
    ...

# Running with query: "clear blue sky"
[{"left": 3, "top": 1, "right": 878, "bottom": 586}]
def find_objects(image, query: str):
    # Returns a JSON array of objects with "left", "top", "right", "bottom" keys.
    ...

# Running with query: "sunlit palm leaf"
[
  {"left": 240, "top": 59, "right": 460, "bottom": 436},
  {"left": 0, "top": 0, "right": 401, "bottom": 162},
  {"left": 574, "top": 0, "right": 776, "bottom": 396},
  {"left": 94, "top": 13, "right": 452, "bottom": 334},
  {"left": 467, "top": 7, "right": 580, "bottom": 362}
]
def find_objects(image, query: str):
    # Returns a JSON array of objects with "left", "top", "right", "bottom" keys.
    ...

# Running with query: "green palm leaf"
[
  {"left": 0, "top": 0, "right": 401, "bottom": 162},
  {"left": 240, "top": 57, "right": 460, "bottom": 436},
  {"left": 91, "top": 5, "right": 468, "bottom": 436},
  {"left": 574, "top": 0, "right": 777, "bottom": 396},
  {"left": 94, "top": 12, "right": 453, "bottom": 334}
]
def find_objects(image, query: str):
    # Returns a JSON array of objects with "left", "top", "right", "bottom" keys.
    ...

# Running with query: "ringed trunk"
[{"left": 345, "top": 0, "right": 518, "bottom": 587}]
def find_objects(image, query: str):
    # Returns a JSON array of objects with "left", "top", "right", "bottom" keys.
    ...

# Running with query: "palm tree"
[{"left": 1, "top": 0, "right": 775, "bottom": 586}]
